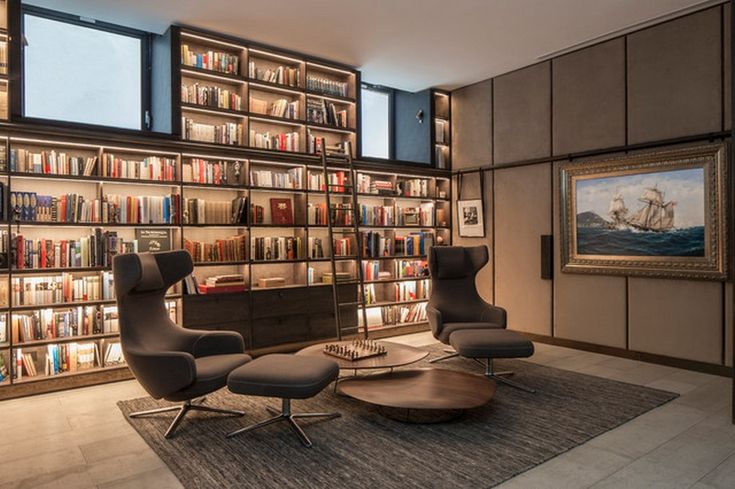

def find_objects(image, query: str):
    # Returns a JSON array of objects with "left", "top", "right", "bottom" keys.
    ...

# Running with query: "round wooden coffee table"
[
  {"left": 297, "top": 340, "right": 428, "bottom": 371},
  {"left": 338, "top": 368, "right": 496, "bottom": 423}
]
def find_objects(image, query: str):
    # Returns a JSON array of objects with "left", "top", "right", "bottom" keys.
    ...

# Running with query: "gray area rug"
[{"left": 117, "top": 344, "right": 677, "bottom": 489}]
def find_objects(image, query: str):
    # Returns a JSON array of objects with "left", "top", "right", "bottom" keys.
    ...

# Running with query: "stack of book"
[
  {"left": 306, "top": 98, "right": 348, "bottom": 127},
  {"left": 306, "top": 76, "right": 348, "bottom": 97},
  {"left": 248, "top": 62, "right": 300, "bottom": 87},
  {"left": 12, "top": 274, "right": 101, "bottom": 306},
  {"left": 362, "top": 261, "right": 393, "bottom": 282},
  {"left": 322, "top": 271, "right": 352, "bottom": 284},
  {"left": 10, "top": 149, "right": 98, "bottom": 176},
  {"left": 102, "top": 154, "right": 177, "bottom": 181},
  {"left": 183, "top": 159, "right": 244, "bottom": 186},
  {"left": 10, "top": 192, "right": 100, "bottom": 223},
  {"left": 249, "top": 167, "right": 303, "bottom": 188},
  {"left": 356, "top": 174, "right": 393, "bottom": 195},
  {"left": 184, "top": 234, "right": 248, "bottom": 263},
  {"left": 181, "top": 83, "right": 242, "bottom": 110},
  {"left": 251, "top": 236, "right": 303, "bottom": 261},
  {"left": 198, "top": 274, "right": 247, "bottom": 294},
  {"left": 306, "top": 133, "right": 349, "bottom": 155},
  {"left": 104, "top": 194, "right": 181, "bottom": 224},
  {"left": 250, "top": 98, "right": 299, "bottom": 120},
  {"left": 377, "top": 302, "right": 427, "bottom": 327},
  {"left": 181, "top": 44, "right": 240, "bottom": 75},
  {"left": 250, "top": 130, "right": 300, "bottom": 152},
  {"left": 182, "top": 118, "right": 243, "bottom": 145}
]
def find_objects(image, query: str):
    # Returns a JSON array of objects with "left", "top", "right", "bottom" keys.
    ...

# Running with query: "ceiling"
[{"left": 27, "top": 0, "right": 720, "bottom": 92}]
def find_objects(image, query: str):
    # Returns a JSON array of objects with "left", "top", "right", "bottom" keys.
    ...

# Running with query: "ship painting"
[{"left": 574, "top": 168, "right": 705, "bottom": 257}]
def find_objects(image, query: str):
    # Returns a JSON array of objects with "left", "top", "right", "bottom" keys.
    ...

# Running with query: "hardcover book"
[
  {"left": 135, "top": 229, "right": 172, "bottom": 252},
  {"left": 270, "top": 198, "right": 293, "bottom": 225}
]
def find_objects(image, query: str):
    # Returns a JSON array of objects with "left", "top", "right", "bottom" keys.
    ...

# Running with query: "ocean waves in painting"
[{"left": 577, "top": 226, "right": 705, "bottom": 257}]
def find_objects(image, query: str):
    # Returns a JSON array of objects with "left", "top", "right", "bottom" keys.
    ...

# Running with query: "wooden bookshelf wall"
[
  {"left": 0, "top": 0, "right": 9, "bottom": 122},
  {"left": 177, "top": 28, "right": 359, "bottom": 158}
]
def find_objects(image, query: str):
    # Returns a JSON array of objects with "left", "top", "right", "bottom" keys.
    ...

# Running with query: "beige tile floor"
[{"left": 0, "top": 331, "right": 732, "bottom": 489}]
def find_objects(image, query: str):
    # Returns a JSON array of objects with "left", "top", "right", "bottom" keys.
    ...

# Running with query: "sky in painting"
[{"left": 575, "top": 168, "right": 705, "bottom": 228}]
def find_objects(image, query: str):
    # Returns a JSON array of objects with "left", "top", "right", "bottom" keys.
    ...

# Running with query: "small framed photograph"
[{"left": 457, "top": 199, "right": 485, "bottom": 237}]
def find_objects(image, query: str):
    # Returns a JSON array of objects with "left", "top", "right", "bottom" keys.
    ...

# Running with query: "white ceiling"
[{"left": 27, "top": 0, "right": 718, "bottom": 92}]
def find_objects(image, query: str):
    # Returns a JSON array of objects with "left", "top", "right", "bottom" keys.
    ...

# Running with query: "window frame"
[
  {"left": 359, "top": 82, "right": 395, "bottom": 160},
  {"left": 19, "top": 5, "right": 152, "bottom": 133}
]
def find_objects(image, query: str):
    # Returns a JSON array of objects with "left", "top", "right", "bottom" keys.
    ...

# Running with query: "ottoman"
[
  {"left": 448, "top": 329, "right": 536, "bottom": 393},
  {"left": 226, "top": 354, "right": 340, "bottom": 447}
]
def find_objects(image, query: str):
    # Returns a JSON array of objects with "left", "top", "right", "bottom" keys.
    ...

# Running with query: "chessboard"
[{"left": 322, "top": 340, "right": 388, "bottom": 361}]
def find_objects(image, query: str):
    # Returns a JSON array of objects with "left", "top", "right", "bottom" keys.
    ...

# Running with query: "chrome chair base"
[
  {"left": 226, "top": 398, "right": 340, "bottom": 448},
  {"left": 429, "top": 348, "right": 459, "bottom": 364},
  {"left": 129, "top": 397, "right": 245, "bottom": 438},
  {"left": 484, "top": 359, "right": 536, "bottom": 393}
]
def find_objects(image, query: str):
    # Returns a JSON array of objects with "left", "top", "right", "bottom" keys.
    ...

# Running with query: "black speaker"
[{"left": 541, "top": 235, "right": 553, "bottom": 280}]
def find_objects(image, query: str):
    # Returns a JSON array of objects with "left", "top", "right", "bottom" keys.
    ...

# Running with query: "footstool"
[
  {"left": 448, "top": 329, "right": 536, "bottom": 393},
  {"left": 226, "top": 354, "right": 340, "bottom": 447}
]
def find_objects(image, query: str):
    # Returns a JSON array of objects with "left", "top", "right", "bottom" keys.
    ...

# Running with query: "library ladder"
[{"left": 319, "top": 140, "right": 369, "bottom": 340}]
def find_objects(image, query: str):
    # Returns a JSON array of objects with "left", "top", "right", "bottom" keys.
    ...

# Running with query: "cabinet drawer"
[
  {"left": 183, "top": 293, "right": 249, "bottom": 327},
  {"left": 252, "top": 287, "right": 311, "bottom": 319},
  {"left": 252, "top": 316, "right": 309, "bottom": 349}
]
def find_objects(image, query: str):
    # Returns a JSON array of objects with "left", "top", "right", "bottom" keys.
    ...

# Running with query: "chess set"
[{"left": 322, "top": 340, "right": 388, "bottom": 361}]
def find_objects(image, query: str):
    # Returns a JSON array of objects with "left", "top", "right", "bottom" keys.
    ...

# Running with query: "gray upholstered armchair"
[
  {"left": 427, "top": 245, "right": 506, "bottom": 349},
  {"left": 113, "top": 251, "right": 252, "bottom": 438}
]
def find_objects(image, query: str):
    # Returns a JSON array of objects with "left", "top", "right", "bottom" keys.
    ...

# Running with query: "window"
[
  {"left": 23, "top": 8, "right": 147, "bottom": 130},
  {"left": 360, "top": 85, "right": 391, "bottom": 159}
]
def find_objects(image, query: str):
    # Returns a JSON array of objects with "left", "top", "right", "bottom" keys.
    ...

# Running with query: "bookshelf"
[
  {"left": 432, "top": 90, "right": 451, "bottom": 169},
  {"left": 0, "top": 0, "right": 9, "bottom": 121},
  {"left": 177, "top": 28, "right": 359, "bottom": 158}
]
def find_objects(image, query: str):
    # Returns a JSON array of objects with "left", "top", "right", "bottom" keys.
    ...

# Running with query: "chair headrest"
[
  {"left": 136, "top": 253, "right": 165, "bottom": 292},
  {"left": 434, "top": 247, "right": 469, "bottom": 279}
]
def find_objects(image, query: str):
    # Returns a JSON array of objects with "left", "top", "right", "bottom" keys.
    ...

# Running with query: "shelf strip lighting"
[
  {"left": 182, "top": 153, "right": 247, "bottom": 161},
  {"left": 10, "top": 137, "right": 99, "bottom": 149},
  {"left": 249, "top": 48, "right": 303, "bottom": 65},
  {"left": 181, "top": 32, "right": 245, "bottom": 51},
  {"left": 182, "top": 105, "right": 246, "bottom": 119},
  {"left": 181, "top": 68, "right": 246, "bottom": 85},
  {"left": 249, "top": 81, "right": 303, "bottom": 97},
  {"left": 306, "top": 61, "right": 354, "bottom": 76}
]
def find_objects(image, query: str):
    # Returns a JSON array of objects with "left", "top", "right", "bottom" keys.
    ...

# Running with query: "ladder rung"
[
  {"left": 330, "top": 280, "right": 361, "bottom": 285},
  {"left": 337, "top": 301, "right": 363, "bottom": 307},
  {"left": 329, "top": 207, "right": 354, "bottom": 211}
]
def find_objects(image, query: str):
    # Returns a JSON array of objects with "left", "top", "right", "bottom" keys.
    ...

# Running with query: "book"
[
  {"left": 184, "top": 234, "right": 247, "bottom": 263},
  {"left": 250, "top": 130, "right": 300, "bottom": 152},
  {"left": 269, "top": 198, "right": 293, "bottom": 225},
  {"left": 248, "top": 61, "right": 300, "bottom": 87},
  {"left": 198, "top": 283, "right": 247, "bottom": 294},
  {"left": 12, "top": 274, "right": 102, "bottom": 306},
  {"left": 104, "top": 194, "right": 181, "bottom": 224},
  {"left": 102, "top": 154, "right": 177, "bottom": 181},
  {"left": 250, "top": 167, "right": 303, "bottom": 189},
  {"left": 11, "top": 192, "right": 101, "bottom": 223},
  {"left": 258, "top": 277, "right": 286, "bottom": 288},
  {"left": 13, "top": 229, "right": 130, "bottom": 269},
  {"left": 307, "top": 98, "right": 348, "bottom": 127},
  {"left": 135, "top": 229, "right": 172, "bottom": 252},
  {"left": 250, "top": 236, "right": 303, "bottom": 261},
  {"left": 250, "top": 97, "right": 299, "bottom": 119}
]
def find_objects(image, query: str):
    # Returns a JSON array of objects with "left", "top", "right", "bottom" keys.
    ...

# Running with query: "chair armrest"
[
  {"left": 426, "top": 306, "right": 444, "bottom": 340},
  {"left": 124, "top": 349, "right": 195, "bottom": 399},
  {"left": 480, "top": 303, "right": 507, "bottom": 328},
  {"left": 192, "top": 330, "right": 245, "bottom": 357}
]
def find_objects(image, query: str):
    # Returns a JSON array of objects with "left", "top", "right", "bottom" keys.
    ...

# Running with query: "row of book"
[
  {"left": 308, "top": 237, "right": 325, "bottom": 258},
  {"left": 183, "top": 196, "right": 248, "bottom": 225},
  {"left": 394, "top": 279, "right": 430, "bottom": 302},
  {"left": 356, "top": 174, "right": 393, "bottom": 195},
  {"left": 183, "top": 118, "right": 243, "bottom": 146},
  {"left": 182, "top": 159, "right": 245, "bottom": 186},
  {"left": 306, "top": 76, "right": 348, "bottom": 97},
  {"left": 184, "top": 234, "right": 248, "bottom": 263},
  {"left": 182, "top": 83, "right": 243, "bottom": 111},
  {"left": 250, "top": 167, "right": 303, "bottom": 188},
  {"left": 250, "top": 98, "right": 299, "bottom": 120},
  {"left": 249, "top": 62, "right": 300, "bottom": 87},
  {"left": 333, "top": 237, "right": 352, "bottom": 256},
  {"left": 308, "top": 170, "right": 348, "bottom": 193},
  {"left": 13, "top": 230, "right": 134, "bottom": 269},
  {"left": 399, "top": 178, "right": 431, "bottom": 198},
  {"left": 306, "top": 133, "right": 351, "bottom": 156},
  {"left": 11, "top": 192, "right": 100, "bottom": 223},
  {"left": 10, "top": 149, "right": 97, "bottom": 176},
  {"left": 250, "top": 130, "right": 300, "bottom": 152},
  {"left": 361, "top": 259, "right": 428, "bottom": 282},
  {"left": 102, "top": 154, "right": 178, "bottom": 182},
  {"left": 105, "top": 194, "right": 181, "bottom": 224},
  {"left": 13, "top": 341, "right": 124, "bottom": 379},
  {"left": 360, "top": 231, "right": 434, "bottom": 257},
  {"left": 359, "top": 205, "right": 395, "bottom": 226},
  {"left": 181, "top": 44, "right": 240, "bottom": 75},
  {"left": 369, "top": 303, "right": 428, "bottom": 328},
  {"left": 306, "top": 98, "right": 348, "bottom": 128},
  {"left": 11, "top": 305, "right": 117, "bottom": 344},
  {"left": 251, "top": 236, "right": 304, "bottom": 261},
  {"left": 12, "top": 274, "right": 106, "bottom": 306}
]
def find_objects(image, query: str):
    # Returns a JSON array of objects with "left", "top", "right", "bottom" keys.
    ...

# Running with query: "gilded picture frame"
[{"left": 560, "top": 144, "right": 727, "bottom": 280}]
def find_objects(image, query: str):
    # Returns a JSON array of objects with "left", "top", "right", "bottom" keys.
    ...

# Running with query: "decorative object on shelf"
[
  {"left": 135, "top": 229, "right": 172, "bottom": 252},
  {"left": 322, "top": 339, "right": 387, "bottom": 361},
  {"left": 560, "top": 144, "right": 727, "bottom": 280},
  {"left": 456, "top": 170, "right": 486, "bottom": 238}
]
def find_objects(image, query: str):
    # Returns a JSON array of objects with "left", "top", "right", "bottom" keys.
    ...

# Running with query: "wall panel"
[
  {"left": 628, "top": 278, "right": 723, "bottom": 364},
  {"left": 494, "top": 163, "right": 552, "bottom": 334},
  {"left": 451, "top": 79, "right": 493, "bottom": 169},
  {"left": 493, "top": 62, "right": 551, "bottom": 164},
  {"left": 725, "top": 2, "right": 731, "bottom": 131},
  {"left": 552, "top": 39, "right": 626, "bottom": 155},
  {"left": 627, "top": 7, "right": 722, "bottom": 143},
  {"left": 552, "top": 160, "right": 627, "bottom": 347}
]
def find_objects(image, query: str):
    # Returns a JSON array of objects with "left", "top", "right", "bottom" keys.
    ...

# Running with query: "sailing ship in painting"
[
  {"left": 575, "top": 168, "right": 705, "bottom": 257},
  {"left": 607, "top": 186, "right": 676, "bottom": 232}
]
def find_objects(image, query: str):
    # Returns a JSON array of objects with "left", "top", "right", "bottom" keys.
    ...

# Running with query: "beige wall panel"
[
  {"left": 452, "top": 172, "right": 494, "bottom": 302},
  {"left": 494, "top": 163, "right": 552, "bottom": 334},
  {"left": 725, "top": 3, "right": 731, "bottom": 131},
  {"left": 451, "top": 79, "right": 493, "bottom": 169},
  {"left": 493, "top": 62, "right": 551, "bottom": 164},
  {"left": 726, "top": 282, "right": 732, "bottom": 367},
  {"left": 629, "top": 278, "right": 723, "bottom": 363},
  {"left": 552, "top": 39, "right": 626, "bottom": 155},
  {"left": 627, "top": 7, "right": 722, "bottom": 143},
  {"left": 551, "top": 160, "right": 627, "bottom": 347}
]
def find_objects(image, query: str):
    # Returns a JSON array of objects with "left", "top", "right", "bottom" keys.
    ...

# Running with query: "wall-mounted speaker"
[{"left": 541, "top": 235, "right": 553, "bottom": 280}]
